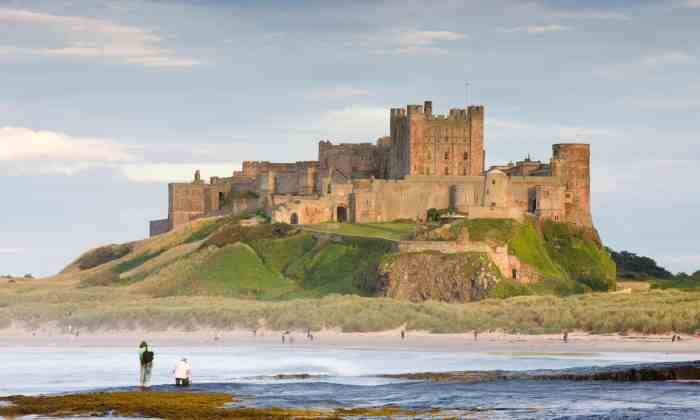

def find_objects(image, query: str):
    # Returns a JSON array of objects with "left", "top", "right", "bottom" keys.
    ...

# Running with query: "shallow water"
[{"left": 2, "top": 342, "right": 699, "bottom": 419}]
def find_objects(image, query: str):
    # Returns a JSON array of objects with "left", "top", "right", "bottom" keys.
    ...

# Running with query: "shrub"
[
  {"left": 112, "top": 249, "right": 166, "bottom": 274},
  {"left": 202, "top": 222, "right": 298, "bottom": 249},
  {"left": 79, "top": 270, "right": 119, "bottom": 288},
  {"left": 77, "top": 245, "right": 131, "bottom": 270},
  {"left": 183, "top": 220, "right": 225, "bottom": 244},
  {"left": 489, "top": 280, "right": 532, "bottom": 299}
]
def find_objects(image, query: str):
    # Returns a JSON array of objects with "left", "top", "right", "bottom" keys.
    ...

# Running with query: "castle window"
[
  {"left": 444, "top": 152, "right": 449, "bottom": 160},
  {"left": 492, "top": 180, "right": 496, "bottom": 185},
  {"left": 512, "top": 269, "right": 518, "bottom": 280},
  {"left": 463, "top": 152, "right": 468, "bottom": 160},
  {"left": 444, "top": 167, "right": 450, "bottom": 175}
]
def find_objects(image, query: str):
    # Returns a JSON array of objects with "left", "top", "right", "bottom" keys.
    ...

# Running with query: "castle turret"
[{"left": 552, "top": 143, "right": 592, "bottom": 227}]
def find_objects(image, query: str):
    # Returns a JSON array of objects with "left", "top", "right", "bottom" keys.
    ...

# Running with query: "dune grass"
[{"left": 3, "top": 277, "right": 700, "bottom": 335}]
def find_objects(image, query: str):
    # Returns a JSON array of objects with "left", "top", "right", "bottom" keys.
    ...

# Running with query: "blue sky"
[{"left": 0, "top": 0, "right": 698, "bottom": 276}]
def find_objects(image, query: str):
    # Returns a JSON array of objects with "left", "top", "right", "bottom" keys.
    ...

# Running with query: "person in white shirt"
[{"left": 173, "top": 358, "right": 191, "bottom": 387}]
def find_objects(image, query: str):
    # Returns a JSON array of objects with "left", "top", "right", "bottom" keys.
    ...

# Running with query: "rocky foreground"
[
  {"left": 384, "top": 360, "right": 700, "bottom": 383},
  {"left": 1, "top": 361, "right": 699, "bottom": 419}
]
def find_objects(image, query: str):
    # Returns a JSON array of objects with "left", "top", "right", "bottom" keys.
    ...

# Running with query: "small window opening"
[{"left": 218, "top": 192, "right": 225, "bottom": 210}]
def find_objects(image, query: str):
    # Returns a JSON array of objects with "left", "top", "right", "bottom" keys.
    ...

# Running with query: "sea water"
[{"left": 1, "top": 341, "right": 699, "bottom": 419}]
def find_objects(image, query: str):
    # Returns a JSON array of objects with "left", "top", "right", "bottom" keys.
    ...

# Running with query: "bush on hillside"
[
  {"left": 202, "top": 222, "right": 299, "bottom": 249},
  {"left": 77, "top": 245, "right": 131, "bottom": 270}
]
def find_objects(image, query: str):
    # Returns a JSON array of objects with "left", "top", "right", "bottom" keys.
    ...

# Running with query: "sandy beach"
[{"left": 2, "top": 326, "right": 699, "bottom": 356}]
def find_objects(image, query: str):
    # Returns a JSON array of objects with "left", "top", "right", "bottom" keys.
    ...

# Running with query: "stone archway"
[
  {"left": 290, "top": 213, "right": 299, "bottom": 225},
  {"left": 336, "top": 206, "right": 348, "bottom": 223}
]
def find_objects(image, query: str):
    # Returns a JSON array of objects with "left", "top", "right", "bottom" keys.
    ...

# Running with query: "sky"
[{"left": 0, "top": 0, "right": 698, "bottom": 277}]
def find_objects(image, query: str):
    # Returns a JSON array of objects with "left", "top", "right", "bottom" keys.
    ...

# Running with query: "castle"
[{"left": 149, "top": 101, "right": 592, "bottom": 236}]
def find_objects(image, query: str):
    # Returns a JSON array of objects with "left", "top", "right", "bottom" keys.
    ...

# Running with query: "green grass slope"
[
  {"left": 67, "top": 214, "right": 616, "bottom": 302},
  {"left": 439, "top": 218, "right": 616, "bottom": 297}
]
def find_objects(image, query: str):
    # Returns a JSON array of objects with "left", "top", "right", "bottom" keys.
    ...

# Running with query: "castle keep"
[{"left": 150, "top": 101, "right": 592, "bottom": 236}]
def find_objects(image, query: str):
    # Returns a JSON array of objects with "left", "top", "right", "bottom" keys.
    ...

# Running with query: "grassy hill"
[
  {"left": 66, "top": 216, "right": 617, "bottom": 301},
  {"left": 72, "top": 217, "right": 401, "bottom": 300},
  {"left": 2, "top": 215, "right": 699, "bottom": 335}
]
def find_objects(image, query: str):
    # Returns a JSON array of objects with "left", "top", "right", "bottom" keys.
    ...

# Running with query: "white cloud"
[
  {"left": 357, "top": 29, "right": 467, "bottom": 55},
  {"left": 0, "top": 126, "right": 135, "bottom": 162},
  {"left": 595, "top": 50, "right": 693, "bottom": 80},
  {"left": 314, "top": 106, "right": 388, "bottom": 140},
  {"left": 121, "top": 163, "right": 241, "bottom": 183},
  {"left": 504, "top": 24, "right": 571, "bottom": 35},
  {"left": 622, "top": 95, "right": 700, "bottom": 111},
  {"left": 0, "top": 8, "right": 198, "bottom": 68},
  {"left": 642, "top": 50, "right": 692, "bottom": 66},
  {"left": 0, "top": 126, "right": 138, "bottom": 176},
  {"left": 546, "top": 9, "right": 630, "bottom": 20},
  {"left": 306, "top": 86, "right": 372, "bottom": 101},
  {"left": 683, "top": 0, "right": 700, "bottom": 8},
  {"left": 0, "top": 248, "right": 24, "bottom": 254}
]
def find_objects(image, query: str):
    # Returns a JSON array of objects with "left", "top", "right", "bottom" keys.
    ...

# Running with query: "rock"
[{"left": 376, "top": 252, "right": 499, "bottom": 302}]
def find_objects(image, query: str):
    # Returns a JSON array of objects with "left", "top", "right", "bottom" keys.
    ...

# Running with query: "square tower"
[{"left": 388, "top": 101, "right": 485, "bottom": 179}]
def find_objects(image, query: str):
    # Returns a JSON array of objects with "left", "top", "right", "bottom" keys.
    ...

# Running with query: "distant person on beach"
[
  {"left": 474, "top": 330, "right": 478, "bottom": 341},
  {"left": 173, "top": 358, "right": 191, "bottom": 387},
  {"left": 401, "top": 330, "right": 405, "bottom": 340},
  {"left": 563, "top": 331, "right": 569, "bottom": 343},
  {"left": 139, "top": 341, "right": 154, "bottom": 388}
]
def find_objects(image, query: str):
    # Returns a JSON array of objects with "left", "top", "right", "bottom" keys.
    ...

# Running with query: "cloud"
[
  {"left": 545, "top": 9, "right": 630, "bottom": 20},
  {"left": 314, "top": 106, "right": 388, "bottom": 140},
  {"left": 306, "top": 86, "right": 372, "bottom": 101},
  {"left": 642, "top": 50, "right": 692, "bottom": 66},
  {"left": 595, "top": 50, "right": 694, "bottom": 79},
  {"left": 0, "top": 8, "right": 198, "bottom": 68},
  {"left": 0, "top": 126, "right": 137, "bottom": 175},
  {"left": 503, "top": 24, "right": 571, "bottom": 34},
  {"left": 622, "top": 95, "right": 700, "bottom": 111},
  {"left": 0, "top": 126, "right": 134, "bottom": 162},
  {"left": 121, "top": 163, "right": 242, "bottom": 183},
  {"left": 356, "top": 29, "right": 467, "bottom": 55},
  {"left": 683, "top": 0, "right": 700, "bottom": 8},
  {"left": 0, "top": 248, "right": 24, "bottom": 254}
]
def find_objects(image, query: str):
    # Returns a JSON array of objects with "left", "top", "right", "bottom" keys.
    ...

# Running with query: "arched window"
[
  {"left": 290, "top": 213, "right": 299, "bottom": 225},
  {"left": 444, "top": 167, "right": 450, "bottom": 175}
]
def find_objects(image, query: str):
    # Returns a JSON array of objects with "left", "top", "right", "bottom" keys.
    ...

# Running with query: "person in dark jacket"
[{"left": 139, "top": 341, "right": 154, "bottom": 388}]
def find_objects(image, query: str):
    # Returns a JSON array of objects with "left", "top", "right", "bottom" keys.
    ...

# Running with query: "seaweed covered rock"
[{"left": 377, "top": 252, "right": 501, "bottom": 302}]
